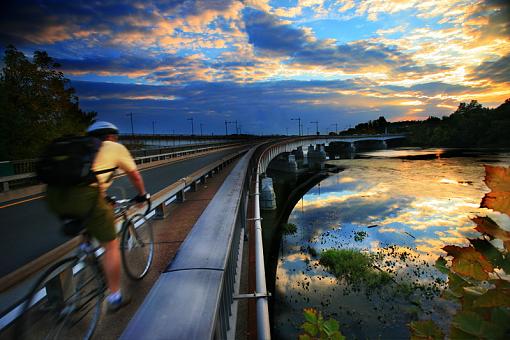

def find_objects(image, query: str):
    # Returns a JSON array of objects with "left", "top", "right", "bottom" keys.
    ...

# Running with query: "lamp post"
[
  {"left": 224, "top": 120, "right": 235, "bottom": 135},
  {"left": 187, "top": 117, "right": 194, "bottom": 135},
  {"left": 331, "top": 123, "right": 338, "bottom": 135},
  {"left": 310, "top": 121, "right": 319, "bottom": 135},
  {"left": 291, "top": 117, "right": 301, "bottom": 136},
  {"left": 126, "top": 112, "right": 135, "bottom": 137}
]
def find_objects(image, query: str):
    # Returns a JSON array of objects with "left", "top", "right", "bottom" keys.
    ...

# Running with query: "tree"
[{"left": 0, "top": 45, "right": 96, "bottom": 160}]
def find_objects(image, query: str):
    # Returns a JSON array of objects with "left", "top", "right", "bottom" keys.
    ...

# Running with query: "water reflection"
[{"left": 273, "top": 149, "right": 510, "bottom": 339}]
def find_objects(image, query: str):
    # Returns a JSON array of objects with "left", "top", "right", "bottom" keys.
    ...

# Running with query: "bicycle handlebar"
[{"left": 109, "top": 196, "right": 152, "bottom": 216}]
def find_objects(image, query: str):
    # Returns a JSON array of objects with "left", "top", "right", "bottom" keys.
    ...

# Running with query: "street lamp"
[
  {"left": 291, "top": 117, "right": 301, "bottom": 136},
  {"left": 331, "top": 123, "right": 338, "bottom": 135},
  {"left": 187, "top": 117, "right": 194, "bottom": 135},
  {"left": 310, "top": 121, "right": 319, "bottom": 135},
  {"left": 126, "top": 112, "right": 135, "bottom": 137}
]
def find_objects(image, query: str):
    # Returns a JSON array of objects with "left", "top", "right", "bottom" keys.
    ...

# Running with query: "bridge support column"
[
  {"left": 260, "top": 177, "right": 276, "bottom": 210},
  {"left": 307, "top": 144, "right": 326, "bottom": 169},
  {"left": 350, "top": 142, "right": 356, "bottom": 152},
  {"left": 190, "top": 181, "right": 198, "bottom": 192}
]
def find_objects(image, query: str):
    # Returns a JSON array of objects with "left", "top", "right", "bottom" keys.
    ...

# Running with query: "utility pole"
[
  {"left": 200, "top": 123, "right": 204, "bottom": 136},
  {"left": 331, "top": 123, "right": 338, "bottom": 134},
  {"left": 234, "top": 120, "right": 238, "bottom": 134},
  {"left": 152, "top": 121, "right": 155, "bottom": 137},
  {"left": 224, "top": 120, "right": 232, "bottom": 135},
  {"left": 310, "top": 121, "right": 319, "bottom": 135},
  {"left": 187, "top": 117, "right": 194, "bottom": 135},
  {"left": 291, "top": 117, "right": 301, "bottom": 136},
  {"left": 126, "top": 112, "right": 134, "bottom": 137}
]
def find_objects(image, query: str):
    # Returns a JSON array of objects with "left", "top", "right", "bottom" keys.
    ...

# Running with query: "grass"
[{"left": 319, "top": 249, "right": 392, "bottom": 288}]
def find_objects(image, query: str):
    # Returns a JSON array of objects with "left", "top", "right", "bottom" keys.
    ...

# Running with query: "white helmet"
[{"left": 87, "top": 121, "right": 119, "bottom": 136}]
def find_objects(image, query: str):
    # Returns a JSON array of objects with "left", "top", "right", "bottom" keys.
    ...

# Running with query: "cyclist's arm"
[{"left": 126, "top": 169, "right": 146, "bottom": 195}]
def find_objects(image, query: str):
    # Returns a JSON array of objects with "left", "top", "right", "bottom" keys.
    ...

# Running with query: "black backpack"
[{"left": 36, "top": 135, "right": 117, "bottom": 186}]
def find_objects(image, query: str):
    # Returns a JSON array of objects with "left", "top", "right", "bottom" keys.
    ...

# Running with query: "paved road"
[{"left": 0, "top": 147, "right": 246, "bottom": 278}]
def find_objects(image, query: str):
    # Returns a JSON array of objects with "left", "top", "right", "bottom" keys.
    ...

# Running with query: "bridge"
[{"left": 0, "top": 134, "right": 405, "bottom": 339}]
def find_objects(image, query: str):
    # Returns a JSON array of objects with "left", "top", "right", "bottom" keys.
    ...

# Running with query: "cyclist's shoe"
[{"left": 106, "top": 294, "right": 131, "bottom": 313}]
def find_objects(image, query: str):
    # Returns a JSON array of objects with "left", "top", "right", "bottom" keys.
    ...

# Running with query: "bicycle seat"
[{"left": 60, "top": 216, "right": 86, "bottom": 236}]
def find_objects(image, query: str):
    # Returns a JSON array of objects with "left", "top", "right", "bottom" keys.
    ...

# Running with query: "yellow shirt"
[{"left": 92, "top": 141, "right": 137, "bottom": 192}]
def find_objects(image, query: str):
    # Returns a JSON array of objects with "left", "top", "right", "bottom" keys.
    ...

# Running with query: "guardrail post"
[
  {"left": 155, "top": 202, "right": 170, "bottom": 219},
  {"left": 176, "top": 190, "right": 185, "bottom": 202},
  {"left": 46, "top": 267, "right": 75, "bottom": 306}
]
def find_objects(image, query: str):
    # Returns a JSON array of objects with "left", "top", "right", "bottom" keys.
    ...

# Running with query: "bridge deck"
[{"left": 1, "top": 156, "right": 241, "bottom": 339}]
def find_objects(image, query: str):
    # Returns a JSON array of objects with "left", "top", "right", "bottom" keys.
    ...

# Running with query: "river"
[{"left": 273, "top": 148, "right": 510, "bottom": 339}]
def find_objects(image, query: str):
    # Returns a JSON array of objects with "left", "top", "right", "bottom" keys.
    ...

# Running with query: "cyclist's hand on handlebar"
[
  {"left": 132, "top": 193, "right": 151, "bottom": 203},
  {"left": 105, "top": 195, "right": 116, "bottom": 205}
]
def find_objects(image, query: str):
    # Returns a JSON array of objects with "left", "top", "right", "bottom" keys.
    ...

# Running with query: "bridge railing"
[
  {"left": 0, "top": 142, "right": 245, "bottom": 193},
  {"left": 122, "top": 148, "right": 256, "bottom": 340}
]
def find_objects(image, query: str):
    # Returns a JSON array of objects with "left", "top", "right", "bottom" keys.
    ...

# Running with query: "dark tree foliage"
[
  {"left": 345, "top": 99, "right": 510, "bottom": 147},
  {"left": 0, "top": 45, "right": 96, "bottom": 160}
]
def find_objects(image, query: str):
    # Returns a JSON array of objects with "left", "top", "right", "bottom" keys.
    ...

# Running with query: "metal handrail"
[
  {"left": 121, "top": 148, "right": 255, "bottom": 340},
  {"left": 0, "top": 143, "right": 245, "bottom": 192}
]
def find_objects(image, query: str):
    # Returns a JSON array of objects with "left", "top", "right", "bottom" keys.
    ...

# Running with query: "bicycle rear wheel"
[
  {"left": 120, "top": 213, "right": 154, "bottom": 280},
  {"left": 16, "top": 257, "right": 105, "bottom": 340}
]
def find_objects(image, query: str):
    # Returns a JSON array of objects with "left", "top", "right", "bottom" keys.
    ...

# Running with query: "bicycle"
[{"left": 16, "top": 196, "right": 153, "bottom": 340}]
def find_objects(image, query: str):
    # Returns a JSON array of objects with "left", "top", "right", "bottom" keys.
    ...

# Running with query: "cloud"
[
  {"left": 469, "top": 53, "right": 510, "bottom": 84},
  {"left": 243, "top": 7, "right": 421, "bottom": 75}
]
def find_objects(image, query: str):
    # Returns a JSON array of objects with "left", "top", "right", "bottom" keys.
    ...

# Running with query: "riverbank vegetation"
[
  {"left": 339, "top": 99, "right": 510, "bottom": 148},
  {"left": 0, "top": 46, "right": 96, "bottom": 160}
]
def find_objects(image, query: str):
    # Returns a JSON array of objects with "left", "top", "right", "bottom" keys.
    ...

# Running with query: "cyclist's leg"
[{"left": 84, "top": 194, "right": 128, "bottom": 308}]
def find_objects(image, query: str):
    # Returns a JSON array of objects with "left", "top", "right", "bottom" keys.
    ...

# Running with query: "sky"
[{"left": 1, "top": 0, "right": 509, "bottom": 135}]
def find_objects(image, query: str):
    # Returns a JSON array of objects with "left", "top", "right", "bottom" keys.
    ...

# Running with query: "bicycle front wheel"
[
  {"left": 16, "top": 256, "right": 104, "bottom": 340},
  {"left": 121, "top": 213, "right": 154, "bottom": 280}
]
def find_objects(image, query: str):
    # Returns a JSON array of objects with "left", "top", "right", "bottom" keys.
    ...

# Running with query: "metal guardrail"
[
  {"left": 0, "top": 143, "right": 243, "bottom": 192},
  {"left": 0, "top": 148, "right": 248, "bottom": 331},
  {"left": 121, "top": 148, "right": 256, "bottom": 340}
]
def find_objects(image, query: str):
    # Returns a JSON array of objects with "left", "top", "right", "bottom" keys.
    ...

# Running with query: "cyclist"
[{"left": 46, "top": 121, "right": 150, "bottom": 312}]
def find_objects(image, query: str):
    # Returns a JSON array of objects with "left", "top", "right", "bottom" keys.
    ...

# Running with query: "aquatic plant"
[
  {"left": 299, "top": 308, "right": 345, "bottom": 340},
  {"left": 319, "top": 249, "right": 392, "bottom": 288},
  {"left": 353, "top": 230, "right": 368, "bottom": 242},
  {"left": 409, "top": 165, "right": 510, "bottom": 339}
]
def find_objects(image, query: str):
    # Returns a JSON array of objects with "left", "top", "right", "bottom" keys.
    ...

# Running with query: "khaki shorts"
[{"left": 46, "top": 185, "right": 116, "bottom": 242}]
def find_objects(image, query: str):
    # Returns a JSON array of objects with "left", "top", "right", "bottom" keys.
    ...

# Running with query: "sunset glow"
[{"left": 1, "top": 0, "right": 508, "bottom": 134}]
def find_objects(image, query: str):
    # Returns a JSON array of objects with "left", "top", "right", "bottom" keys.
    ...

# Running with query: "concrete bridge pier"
[
  {"left": 349, "top": 142, "right": 356, "bottom": 153},
  {"left": 307, "top": 144, "right": 326, "bottom": 170},
  {"left": 260, "top": 176, "right": 277, "bottom": 210},
  {"left": 266, "top": 153, "right": 298, "bottom": 173},
  {"left": 292, "top": 146, "right": 304, "bottom": 161}
]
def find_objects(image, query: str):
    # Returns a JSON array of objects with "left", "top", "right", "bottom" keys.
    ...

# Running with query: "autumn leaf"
[
  {"left": 409, "top": 320, "right": 445, "bottom": 340},
  {"left": 469, "top": 238, "right": 510, "bottom": 273},
  {"left": 472, "top": 216, "right": 510, "bottom": 251},
  {"left": 481, "top": 165, "right": 510, "bottom": 216},
  {"left": 473, "top": 288, "right": 510, "bottom": 308},
  {"left": 442, "top": 245, "right": 493, "bottom": 280}
]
